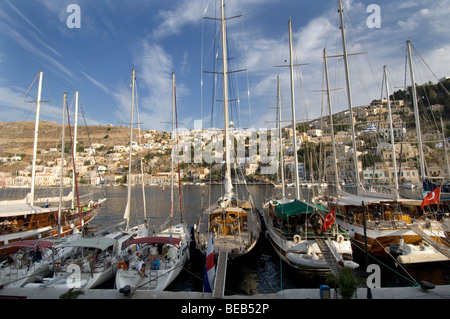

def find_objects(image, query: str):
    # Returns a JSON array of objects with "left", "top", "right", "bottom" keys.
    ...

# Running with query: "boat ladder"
[
  {"left": 213, "top": 250, "right": 228, "bottom": 299},
  {"left": 409, "top": 226, "right": 450, "bottom": 260},
  {"left": 149, "top": 270, "right": 158, "bottom": 289},
  {"left": 315, "top": 237, "right": 343, "bottom": 277}
]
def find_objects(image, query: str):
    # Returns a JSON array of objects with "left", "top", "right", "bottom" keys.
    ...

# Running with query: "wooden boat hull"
[
  {"left": 0, "top": 200, "right": 105, "bottom": 254},
  {"left": 338, "top": 219, "right": 446, "bottom": 257},
  {"left": 195, "top": 201, "right": 261, "bottom": 259}
]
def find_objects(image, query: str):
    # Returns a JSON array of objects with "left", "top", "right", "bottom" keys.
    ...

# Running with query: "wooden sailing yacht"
[
  {"left": 322, "top": 1, "right": 449, "bottom": 262},
  {"left": 262, "top": 21, "right": 358, "bottom": 272},
  {"left": 0, "top": 72, "right": 105, "bottom": 251},
  {"left": 194, "top": 0, "right": 261, "bottom": 259}
]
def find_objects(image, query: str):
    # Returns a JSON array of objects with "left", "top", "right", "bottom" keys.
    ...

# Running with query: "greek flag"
[
  {"left": 364, "top": 123, "right": 377, "bottom": 133},
  {"left": 203, "top": 233, "right": 215, "bottom": 292}
]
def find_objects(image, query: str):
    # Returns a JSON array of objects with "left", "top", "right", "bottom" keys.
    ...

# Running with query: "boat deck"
[{"left": 196, "top": 202, "right": 260, "bottom": 257}]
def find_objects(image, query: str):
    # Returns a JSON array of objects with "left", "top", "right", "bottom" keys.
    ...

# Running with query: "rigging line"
[
  {"left": 134, "top": 77, "right": 147, "bottom": 223},
  {"left": 411, "top": 43, "right": 450, "bottom": 98},
  {"left": 292, "top": 43, "right": 309, "bottom": 122},
  {"left": 342, "top": 3, "right": 381, "bottom": 98},
  {"left": 64, "top": 94, "right": 82, "bottom": 223},
  {"left": 174, "top": 78, "right": 183, "bottom": 221},
  {"left": 78, "top": 103, "right": 102, "bottom": 186},
  {"left": 237, "top": 8, "right": 252, "bottom": 128},
  {"left": 5, "top": 72, "right": 39, "bottom": 123},
  {"left": 372, "top": 237, "right": 419, "bottom": 285},
  {"left": 351, "top": 238, "right": 418, "bottom": 286}
]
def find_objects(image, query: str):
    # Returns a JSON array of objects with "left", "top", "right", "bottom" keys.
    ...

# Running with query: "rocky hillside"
[{"left": 0, "top": 120, "right": 137, "bottom": 157}]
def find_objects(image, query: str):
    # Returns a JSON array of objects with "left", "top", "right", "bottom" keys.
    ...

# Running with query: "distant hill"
[{"left": 0, "top": 120, "right": 135, "bottom": 157}]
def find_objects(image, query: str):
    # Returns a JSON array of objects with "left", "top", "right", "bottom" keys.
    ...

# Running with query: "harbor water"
[
  {"left": 2, "top": 184, "right": 449, "bottom": 296},
  {"left": 86, "top": 184, "right": 450, "bottom": 295}
]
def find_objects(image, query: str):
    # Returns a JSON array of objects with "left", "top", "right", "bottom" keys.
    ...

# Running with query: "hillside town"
[{"left": 0, "top": 92, "right": 449, "bottom": 189}]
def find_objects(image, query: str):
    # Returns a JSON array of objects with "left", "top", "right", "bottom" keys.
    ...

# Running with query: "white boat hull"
[
  {"left": 287, "top": 252, "right": 359, "bottom": 270},
  {"left": 115, "top": 223, "right": 190, "bottom": 292},
  {"left": 262, "top": 201, "right": 357, "bottom": 272}
]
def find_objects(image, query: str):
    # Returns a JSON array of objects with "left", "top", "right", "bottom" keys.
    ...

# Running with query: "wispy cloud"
[
  {"left": 0, "top": 2, "right": 74, "bottom": 80},
  {"left": 153, "top": 0, "right": 204, "bottom": 38},
  {"left": 5, "top": 0, "right": 47, "bottom": 38},
  {"left": 80, "top": 70, "right": 111, "bottom": 95},
  {"left": 111, "top": 42, "right": 177, "bottom": 131}
]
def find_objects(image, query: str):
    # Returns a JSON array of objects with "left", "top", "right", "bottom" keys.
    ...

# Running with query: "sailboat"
[
  {"left": 49, "top": 231, "right": 132, "bottom": 289},
  {"left": 0, "top": 72, "right": 105, "bottom": 251},
  {"left": 119, "top": 68, "right": 149, "bottom": 238},
  {"left": 262, "top": 20, "right": 357, "bottom": 272},
  {"left": 322, "top": 1, "right": 448, "bottom": 262},
  {"left": 194, "top": 0, "right": 261, "bottom": 259},
  {"left": 115, "top": 72, "right": 190, "bottom": 293}
]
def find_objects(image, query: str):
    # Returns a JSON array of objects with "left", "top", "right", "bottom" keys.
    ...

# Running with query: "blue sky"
[{"left": 1, "top": 0, "right": 449, "bottom": 132}]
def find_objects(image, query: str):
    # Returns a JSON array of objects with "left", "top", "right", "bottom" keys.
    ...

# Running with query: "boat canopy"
[
  {"left": 61, "top": 237, "right": 116, "bottom": 250},
  {"left": 334, "top": 195, "right": 423, "bottom": 207},
  {"left": 0, "top": 202, "right": 55, "bottom": 217},
  {"left": 1, "top": 240, "right": 54, "bottom": 250},
  {"left": 127, "top": 236, "right": 182, "bottom": 247},
  {"left": 274, "top": 200, "right": 328, "bottom": 219}
]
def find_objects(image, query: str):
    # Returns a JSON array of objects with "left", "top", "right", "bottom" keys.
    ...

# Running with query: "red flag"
[
  {"left": 322, "top": 206, "right": 336, "bottom": 232},
  {"left": 421, "top": 186, "right": 441, "bottom": 209}
]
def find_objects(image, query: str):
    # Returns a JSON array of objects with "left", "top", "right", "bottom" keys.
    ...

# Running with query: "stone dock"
[{"left": 1, "top": 284, "right": 450, "bottom": 299}]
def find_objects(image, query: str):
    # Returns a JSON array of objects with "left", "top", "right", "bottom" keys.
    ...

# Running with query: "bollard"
[{"left": 320, "top": 285, "right": 330, "bottom": 299}]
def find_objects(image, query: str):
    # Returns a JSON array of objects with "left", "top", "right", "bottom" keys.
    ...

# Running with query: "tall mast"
[
  {"left": 323, "top": 48, "right": 340, "bottom": 188},
  {"left": 71, "top": 90, "right": 79, "bottom": 209},
  {"left": 277, "top": 75, "right": 285, "bottom": 199},
  {"left": 338, "top": 0, "right": 361, "bottom": 190},
  {"left": 221, "top": 0, "right": 233, "bottom": 198},
  {"left": 58, "top": 92, "right": 67, "bottom": 238},
  {"left": 171, "top": 72, "right": 175, "bottom": 220},
  {"left": 30, "top": 71, "right": 43, "bottom": 205},
  {"left": 124, "top": 68, "right": 136, "bottom": 231},
  {"left": 384, "top": 66, "right": 399, "bottom": 199},
  {"left": 407, "top": 40, "right": 425, "bottom": 181},
  {"left": 288, "top": 20, "right": 300, "bottom": 200}
]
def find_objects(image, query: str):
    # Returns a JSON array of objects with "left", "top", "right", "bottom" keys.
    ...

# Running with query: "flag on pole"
[
  {"left": 421, "top": 186, "right": 441, "bottom": 210},
  {"left": 203, "top": 233, "right": 215, "bottom": 292},
  {"left": 322, "top": 206, "right": 336, "bottom": 232}
]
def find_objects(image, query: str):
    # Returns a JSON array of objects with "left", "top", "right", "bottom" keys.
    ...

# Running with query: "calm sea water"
[
  {"left": 2, "top": 184, "right": 449, "bottom": 294},
  {"left": 86, "top": 183, "right": 450, "bottom": 294}
]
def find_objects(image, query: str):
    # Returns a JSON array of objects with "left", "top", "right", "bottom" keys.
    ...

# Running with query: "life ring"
[
  {"left": 384, "top": 211, "right": 392, "bottom": 220},
  {"left": 294, "top": 234, "right": 301, "bottom": 243},
  {"left": 118, "top": 261, "right": 127, "bottom": 270},
  {"left": 336, "top": 234, "right": 344, "bottom": 243}
]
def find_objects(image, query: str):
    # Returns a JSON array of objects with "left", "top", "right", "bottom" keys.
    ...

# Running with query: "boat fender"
[
  {"left": 118, "top": 261, "right": 127, "bottom": 270},
  {"left": 348, "top": 230, "right": 356, "bottom": 239},
  {"left": 420, "top": 281, "right": 435, "bottom": 291},
  {"left": 119, "top": 285, "right": 131, "bottom": 295},
  {"left": 336, "top": 234, "right": 344, "bottom": 243},
  {"left": 294, "top": 234, "right": 301, "bottom": 243}
]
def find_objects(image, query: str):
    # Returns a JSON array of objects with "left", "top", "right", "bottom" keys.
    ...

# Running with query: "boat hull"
[
  {"left": 115, "top": 223, "right": 190, "bottom": 292},
  {"left": 338, "top": 219, "right": 446, "bottom": 257},
  {"left": 0, "top": 200, "right": 105, "bottom": 254},
  {"left": 262, "top": 201, "right": 356, "bottom": 272}
]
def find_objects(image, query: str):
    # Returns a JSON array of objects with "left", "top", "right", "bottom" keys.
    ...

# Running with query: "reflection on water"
[{"left": 2, "top": 184, "right": 449, "bottom": 294}]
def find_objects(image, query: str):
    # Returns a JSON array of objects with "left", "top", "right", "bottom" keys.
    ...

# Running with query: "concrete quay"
[{"left": 1, "top": 284, "right": 450, "bottom": 299}]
